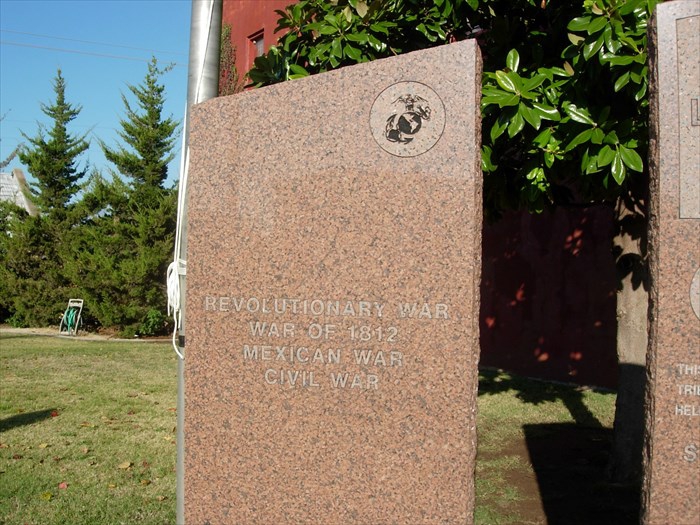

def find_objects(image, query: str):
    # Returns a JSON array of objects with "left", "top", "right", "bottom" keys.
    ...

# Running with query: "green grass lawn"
[
  {"left": 0, "top": 333, "right": 178, "bottom": 525},
  {"left": 0, "top": 331, "right": 619, "bottom": 525}
]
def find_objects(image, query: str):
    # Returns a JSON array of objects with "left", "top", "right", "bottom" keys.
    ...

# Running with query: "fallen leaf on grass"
[
  {"left": 52, "top": 456, "right": 62, "bottom": 462},
  {"left": 80, "top": 422, "right": 94, "bottom": 428},
  {"left": 12, "top": 454, "right": 23, "bottom": 460},
  {"left": 41, "top": 492, "right": 53, "bottom": 501},
  {"left": 118, "top": 461, "right": 132, "bottom": 470},
  {"left": 38, "top": 443, "right": 49, "bottom": 449},
  {"left": 155, "top": 495, "right": 167, "bottom": 501},
  {"left": 0, "top": 443, "right": 9, "bottom": 448},
  {"left": 140, "top": 479, "right": 151, "bottom": 486},
  {"left": 108, "top": 483, "right": 117, "bottom": 489},
  {"left": 58, "top": 482, "right": 68, "bottom": 490},
  {"left": 50, "top": 410, "right": 59, "bottom": 418}
]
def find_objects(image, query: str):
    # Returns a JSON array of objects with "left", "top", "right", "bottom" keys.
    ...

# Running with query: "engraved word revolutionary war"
[{"left": 184, "top": 40, "right": 482, "bottom": 525}]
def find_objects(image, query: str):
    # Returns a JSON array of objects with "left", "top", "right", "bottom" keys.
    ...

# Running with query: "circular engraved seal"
[
  {"left": 691, "top": 267, "right": 700, "bottom": 321},
  {"left": 369, "top": 81, "right": 445, "bottom": 157}
]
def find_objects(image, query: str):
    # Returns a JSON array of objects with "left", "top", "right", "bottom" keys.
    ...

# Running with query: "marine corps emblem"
[
  {"left": 385, "top": 94, "right": 432, "bottom": 144},
  {"left": 370, "top": 81, "right": 445, "bottom": 157}
]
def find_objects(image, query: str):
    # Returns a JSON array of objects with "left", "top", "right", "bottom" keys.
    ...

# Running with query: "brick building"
[{"left": 222, "top": 0, "right": 291, "bottom": 80}]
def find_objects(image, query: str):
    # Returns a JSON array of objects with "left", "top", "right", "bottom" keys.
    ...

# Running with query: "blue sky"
[{"left": 0, "top": 0, "right": 192, "bottom": 188}]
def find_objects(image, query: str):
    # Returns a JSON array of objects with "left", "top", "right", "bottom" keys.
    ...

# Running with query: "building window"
[{"left": 250, "top": 31, "right": 264, "bottom": 58}]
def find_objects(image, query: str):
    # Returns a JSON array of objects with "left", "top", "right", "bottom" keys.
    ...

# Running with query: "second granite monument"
[{"left": 643, "top": 2, "right": 700, "bottom": 524}]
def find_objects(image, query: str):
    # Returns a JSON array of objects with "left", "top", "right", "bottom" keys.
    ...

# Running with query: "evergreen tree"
[
  {"left": 102, "top": 57, "right": 179, "bottom": 198},
  {"left": 19, "top": 69, "right": 88, "bottom": 220},
  {"left": 67, "top": 57, "right": 180, "bottom": 336},
  {"left": 1, "top": 70, "right": 87, "bottom": 326},
  {"left": 61, "top": 172, "right": 131, "bottom": 328}
]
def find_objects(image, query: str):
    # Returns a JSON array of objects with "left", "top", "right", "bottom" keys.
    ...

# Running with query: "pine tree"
[
  {"left": 102, "top": 57, "right": 179, "bottom": 197},
  {"left": 19, "top": 69, "right": 88, "bottom": 220},
  {"left": 72, "top": 57, "right": 180, "bottom": 335},
  {"left": 1, "top": 70, "right": 87, "bottom": 326}
]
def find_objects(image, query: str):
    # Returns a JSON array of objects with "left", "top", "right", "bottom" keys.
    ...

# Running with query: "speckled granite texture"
[
  {"left": 643, "top": 2, "right": 700, "bottom": 524},
  {"left": 184, "top": 40, "right": 482, "bottom": 524}
]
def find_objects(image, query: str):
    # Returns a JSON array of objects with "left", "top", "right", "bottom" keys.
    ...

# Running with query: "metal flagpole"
[{"left": 171, "top": 1, "right": 222, "bottom": 523}]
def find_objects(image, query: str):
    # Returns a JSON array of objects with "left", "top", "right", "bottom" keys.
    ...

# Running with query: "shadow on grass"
[
  {"left": 0, "top": 408, "right": 57, "bottom": 433},
  {"left": 524, "top": 423, "right": 638, "bottom": 525},
  {"left": 0, "top": 332, "right": 60, "bottom": 343},
  {"left": 478, "top": 369, "right": 640, "bottom": 525},
  {"left": 478, "top": 368, "right": 606, "bottom": 427},
  {"left": 0, "top": 333, "right": 51, "bottom": 340}
]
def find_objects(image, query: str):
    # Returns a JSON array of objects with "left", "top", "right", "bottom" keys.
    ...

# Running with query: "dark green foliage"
[
  {"left": 480, "top": 0, "right": 654, "bottom": 215},
  {"left": 63, "top": 173, "right": 177, "bottom": 335},
  {"left": 0, "top": 202, "right": 11, "bottom": 321},
  {"left": 64, "top": 57, "right": 179, "bottom": 336},
  {"left": 1, "top": 62, "right": 178, "bottom": 336},
  {"left": 18, "top": 70, "right": 89, "bottom": 220},
  {"left": 102, "top": 58, "right": 179, "bottom": 194},
  {"left": 0, "top": 207, "right": 80, "bottom": 327},
  {"left": 0, "top": 71, "right": 86, "bottom": 326},
  {"left": 249, "top": 0, "right": 657, "bottom": 218}
]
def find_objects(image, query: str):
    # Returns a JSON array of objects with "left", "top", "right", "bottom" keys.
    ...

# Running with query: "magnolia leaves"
[
  {"left": 566, "top": 0, "right": 650, "bottom": 102},
  {"left": 249, "top": 0, "right": 396, "bottom": 85},
  {"left": 482, "top": 22, "right": 647, "bottom": 201},
  {"left": 483, "top": 49, "right": 562, "bottom": 145}
]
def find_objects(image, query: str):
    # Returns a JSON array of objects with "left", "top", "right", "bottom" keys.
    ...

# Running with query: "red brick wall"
[{"left": 222, "top": 0, "right": 291, "bottom": 79}]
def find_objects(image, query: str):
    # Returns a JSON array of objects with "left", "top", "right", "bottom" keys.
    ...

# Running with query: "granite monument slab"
[
  {"left": 643, "top": 2, "right": 700, "bottom": 524},
  {"left": 184, "top": 40, "right": 483, "bottom": 524}
]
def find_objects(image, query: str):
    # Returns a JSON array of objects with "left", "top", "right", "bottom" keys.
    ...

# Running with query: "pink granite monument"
[
  {"left": 642, "top": 2, "right": 700, "bottom": 524},
  {"left": 184, "top": 40, "right": 482, "bottom": 524}
]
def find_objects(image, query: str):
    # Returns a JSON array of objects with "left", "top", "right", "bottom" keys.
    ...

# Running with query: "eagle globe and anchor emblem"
[
  {"left": 385, "top": 94, "right": 432, "bottom": 144},
  {"left": 370, "top": 81, "right": 446, "bottom": 157}
]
